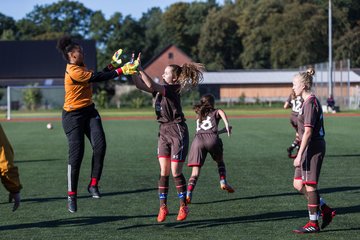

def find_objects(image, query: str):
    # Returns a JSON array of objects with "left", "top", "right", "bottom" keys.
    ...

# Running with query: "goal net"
[{"left": 5, "top": 85, "right": 65, "bottom": 120}]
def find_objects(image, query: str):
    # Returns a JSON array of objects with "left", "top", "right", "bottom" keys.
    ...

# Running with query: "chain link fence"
[{"left": 299, "top": 59, "right": 359, "bottom": 110}]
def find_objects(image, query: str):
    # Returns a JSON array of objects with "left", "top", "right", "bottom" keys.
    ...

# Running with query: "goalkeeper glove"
[
  {"left": 116, "top": 60, "right": 139, "bottom": 75},
  {"left": 108, "top": 49, "right": 123, "bottom": 70}
]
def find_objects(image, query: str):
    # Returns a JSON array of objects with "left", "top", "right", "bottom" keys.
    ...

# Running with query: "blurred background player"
[
  {"left": 132, "top": 53, "right": 204, "bottom": 222},
  {"left": 283, "top": 90, "right": 303, "bottom": 158},
  {"left": 57, "top": 35, "right": 138, "bottom": 213},
  {"left": 291, "top": 68, "right": 336, "bottom": 234},
  {"left": 0, "top": 124, "right": 22, "bottom": 212},
  {"left": 186, "top": 94, "right": 234, "bottom": 204},
  {"left": 326, "top": 94, "right": 336, "bottom": 113}
]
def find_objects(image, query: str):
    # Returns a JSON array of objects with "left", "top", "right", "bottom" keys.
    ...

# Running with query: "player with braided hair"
[
  {"left": 186, "top": 94, "right": 234, "bottom": 204},
  {"left": 292, "top": 68, "right": 335, "bottom": 234},
  {"left": 57, "top": 35, "right": 138, "bottom": 213},
  {"left": 132, "top": 53, "right": 204, "bottom": 222}
]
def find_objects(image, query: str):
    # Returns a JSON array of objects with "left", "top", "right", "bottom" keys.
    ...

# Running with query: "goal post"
[{"left": 6, "top": 85, "right": 65, "bottom": 120}]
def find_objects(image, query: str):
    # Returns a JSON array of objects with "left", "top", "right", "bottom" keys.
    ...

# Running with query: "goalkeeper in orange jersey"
[
  {"left": 0, "top": 124, "right": 22, "bottom": 212},
  {"left": 57, "top": 35, "right": 138, "bottom": 213}
]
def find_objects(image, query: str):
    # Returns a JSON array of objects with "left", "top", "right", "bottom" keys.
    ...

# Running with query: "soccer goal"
[{"left": 6, "top": 85, "right": 65, "bottom": 120}]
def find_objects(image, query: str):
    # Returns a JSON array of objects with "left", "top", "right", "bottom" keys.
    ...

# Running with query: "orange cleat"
[
  {"left": 220, "top": 180, "right": 235, "bottom": 193},
  {"left": 157, "top": 205, "right": 169, "bottom": 223},
  {"left": 186, "top": 191, "right": 192, "bottom": 204},
  {"left": 176, "top": 205, "right": 189, "bottom": 221}
]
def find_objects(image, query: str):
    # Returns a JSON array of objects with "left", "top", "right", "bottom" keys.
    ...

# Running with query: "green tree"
[
  {"left": 1, "top": 29, "right": 16, "bottom": 40},
  {"left": 0, "top": 13, "right": 17, "bottom": 39},
  {"left": 89, "top": 10, "right": 110, "bottom": 47},
  {"left": 93, "top": 89, "right": 108, "bottom": 109},
  {"left": 158, "top": 3, "right": 190, "bottom": 53},
  {"left": 6, "top": 0, "right": 360, "bottom": 70},
  {"left": 119, "top": 89, "right": 152, "bottom": 108},
  {"left": 334, "top": 25, "right": 360, "bottom": 66},
  {"left": 184, "top": 0, "right": 218, "bottom": 60},
  {"left": 334, "top": 0, "right": 360, "bottom": 28},
  {"left": 22, "top": 85, "right": 42, "bottom": 111},
  {"left": 269, "top": 2, "right": 328, "bottom": 68},
  {"left": 100, "top": 14, "right": 144, "bottom": 69},
  {"left": 237, "top": 0, "right": 283, "bottom": 69},
  {"left": 138, "top": 7, "right": 163, "bottom": 64},
  {"left": 198, "top": 4, "right": 242, "bottom": 70},
  {"left": 158, "top": 1, "right": 217, "bottom": 59},
  {"left": 16, "top": 0, "right": 93, "bottom": 40},
  {"left": 95, "top": 12, "right": 124, "bottom": 69}
]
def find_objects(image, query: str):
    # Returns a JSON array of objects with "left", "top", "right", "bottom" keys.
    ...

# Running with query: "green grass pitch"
[{"left": 0, "top": 115, "right": 359, "bottom": 239}]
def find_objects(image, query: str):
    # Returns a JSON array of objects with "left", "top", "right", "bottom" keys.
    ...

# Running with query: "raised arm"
[
  {"left": 138, "top": 69, "right": 164, "bottom": 95},
  {"left": 132, "top": 74, "right": 153, "bottom": 93},
  {"left": 136, "top": 52, "right": 165, "bottom": 95},
  {"left": 217, "top": 109, "right": 232, "bottom": 137}
]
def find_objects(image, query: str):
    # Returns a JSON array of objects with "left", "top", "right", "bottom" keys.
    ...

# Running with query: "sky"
[{"left": 1, "top": 0, "right": 224, "bottom": 20}]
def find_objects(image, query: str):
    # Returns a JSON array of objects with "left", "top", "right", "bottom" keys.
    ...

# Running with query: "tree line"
[{"left": 1, "top": 0, "right": 359, "bottom": 71}]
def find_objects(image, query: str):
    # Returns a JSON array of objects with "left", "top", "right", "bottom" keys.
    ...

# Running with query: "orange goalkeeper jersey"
[{"left": 63, "top": 64, "right": 93, "bottom": 112}]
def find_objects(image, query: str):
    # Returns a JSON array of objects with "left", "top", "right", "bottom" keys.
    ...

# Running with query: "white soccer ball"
[{"left": 46, "top": 123, "right": 53, "bottom": 130}]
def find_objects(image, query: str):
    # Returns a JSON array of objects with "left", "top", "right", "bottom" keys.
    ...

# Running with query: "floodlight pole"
[{"left": 328, "top": 0, "right": 333, "bottom": 98}]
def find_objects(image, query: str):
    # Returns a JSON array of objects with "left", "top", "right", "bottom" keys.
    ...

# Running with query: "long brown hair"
[
  {"left": 193, "top": 94, "right": 215, "bottom": 122},
  {"left": 169, "top": 63, "right": 205, "bottom": 92}
]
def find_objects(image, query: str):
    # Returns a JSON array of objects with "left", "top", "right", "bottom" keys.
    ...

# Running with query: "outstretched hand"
[
  {"left": 226, "top": 126, "right": 232, "bottom": 136},
  {"left": 110, "top": 49, "right": 123, "bottom": 68},
  {"left": 121, "top": 59, "right": 139, "bottom": 75},
  {"left": 218, "top": 126, "right": 232, "bottom": 136},
  {"left": 136, "top": 52, "right": 143, "bottom": 71}
]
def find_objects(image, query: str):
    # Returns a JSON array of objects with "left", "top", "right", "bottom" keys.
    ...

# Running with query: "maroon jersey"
[
  {"left": 287, "top": 95, "right": 303, "bottom": 130},
  {"left": 298, "top": 95, "right": 325, "bottom": 140},
  {"left": 154, "top": 84, "right": 185, "bottom": 124},
  {"left": 196, "top": 109, "right": 220, "bottom": 134},
  {"left": 287, "top": 95, "right": 303, "bottom": 115},
  {"left": 188, "top": 109, "right": 224, "bottom": 166}
]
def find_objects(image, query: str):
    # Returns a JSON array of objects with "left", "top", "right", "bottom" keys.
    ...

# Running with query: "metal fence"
[{"left": 300, "top": 59, "right": 355, "bottom": 110}]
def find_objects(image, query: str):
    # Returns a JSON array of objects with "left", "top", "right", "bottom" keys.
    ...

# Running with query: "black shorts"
[{"left": 62, "top": 104, "right": 100, "bottom": 134}]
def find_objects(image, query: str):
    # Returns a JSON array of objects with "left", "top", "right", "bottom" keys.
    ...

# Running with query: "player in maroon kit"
[
  {"left": 132, "top": 53, "right": 204, "bottom": 222},
  {"left": 283, "top": 90, "right": 303, "bottom": 158},
  {"left": 186, "top": 94, "right": 234, "bottom": 204},
  {"left": 291, "top": 68, "right": 336, "bottom": 234}
]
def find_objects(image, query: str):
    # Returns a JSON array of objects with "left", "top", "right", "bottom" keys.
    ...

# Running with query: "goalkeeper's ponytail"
[{"left": 57, "top": 35, "right": 80, "bottom": 62}]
